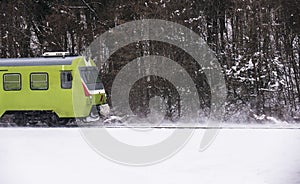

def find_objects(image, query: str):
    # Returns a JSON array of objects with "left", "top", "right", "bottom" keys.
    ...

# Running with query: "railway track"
[{"left": 1, "top": 119, "right": 300, "bottom": 129}]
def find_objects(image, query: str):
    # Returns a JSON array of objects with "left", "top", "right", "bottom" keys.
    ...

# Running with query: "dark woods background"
[{"left": 1, "top": 0, "right": 300, "bottom": 121}]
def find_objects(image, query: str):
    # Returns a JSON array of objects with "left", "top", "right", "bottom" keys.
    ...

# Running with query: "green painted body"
[{"left": 0, "top": 56, "right": 106, "bottom": 118}]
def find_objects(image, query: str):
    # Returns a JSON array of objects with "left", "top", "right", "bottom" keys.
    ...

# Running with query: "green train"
[{"left": 0, "top": 52, "right": 109, "bottom": 126}]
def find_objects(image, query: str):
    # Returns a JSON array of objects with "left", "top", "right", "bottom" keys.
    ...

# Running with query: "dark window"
[
  {"left": 79, "top": 67, "right": 104, "bottom": 90},
  {"left": 30, "top": 73, "right": 48, "bottom": 90},
  {"left": 61, "top": 71, "right": 72, "bottom": 89},
  {"left": 3, "top": 73, "right": 21, "bottom": 91}
]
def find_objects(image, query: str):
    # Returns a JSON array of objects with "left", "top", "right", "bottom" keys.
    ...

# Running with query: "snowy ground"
[{"left": 1, "top": 127, "right": 300, "bottom": 184}]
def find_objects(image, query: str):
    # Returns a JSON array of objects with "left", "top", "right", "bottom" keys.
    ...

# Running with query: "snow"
[{"left": 1, "top": 128, "right": 300, "bottom": 184}]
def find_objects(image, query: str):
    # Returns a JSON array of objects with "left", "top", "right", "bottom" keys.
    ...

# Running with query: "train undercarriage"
[{"left": 0, "top": 104, "right": 111, "bottom": 127}]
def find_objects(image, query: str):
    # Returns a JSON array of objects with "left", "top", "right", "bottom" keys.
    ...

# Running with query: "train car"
[{"left": 0, "top": 52, "right": 109, "bottom": 126}]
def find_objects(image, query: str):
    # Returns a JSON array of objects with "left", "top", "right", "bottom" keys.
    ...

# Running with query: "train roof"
[{"left": 0, "top": 56, "right": 81, "bottom": 66}]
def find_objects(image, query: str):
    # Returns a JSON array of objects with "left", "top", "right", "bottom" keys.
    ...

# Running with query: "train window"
[
  {"left": 79, "top": 67, "right": 104, "bottom": 90},
  {"left": 30, "top": 73, "right": 48, "bottom": 90},
  {"left": 3, "top": 73, "right": 21, "bottom": 91},
  {"left": 61, "top": 71, "right": 72, "bottom": 89}
]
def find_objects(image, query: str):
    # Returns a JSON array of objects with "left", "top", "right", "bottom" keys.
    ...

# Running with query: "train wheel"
[
  {"left": 47, "top": 115, "right": 70, "bottom": 127},
  {"left": 14, "top": 113, "right": 27, "bottom": 126},
  {"left": 58, "top": 118, "right": 70, "bottom": 126},
  {"left": 29, "top": 122, "right": 39, "bottom": 126},
  {"left": 47, "top": 114, "right": 59, "bottom": 127}
]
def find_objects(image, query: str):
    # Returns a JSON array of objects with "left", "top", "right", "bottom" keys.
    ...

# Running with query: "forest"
[{"left": 1, "top": 0, "right": 300, "bottom": 122}]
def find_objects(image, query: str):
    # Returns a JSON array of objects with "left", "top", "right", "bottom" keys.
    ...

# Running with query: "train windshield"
[{"left": 79, "top": 66, "right": 104, "bottom": 90}]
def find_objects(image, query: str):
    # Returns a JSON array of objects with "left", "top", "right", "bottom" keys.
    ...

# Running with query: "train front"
[{"left": 79, "top": 65, "right": 110, "bottom": 120}]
